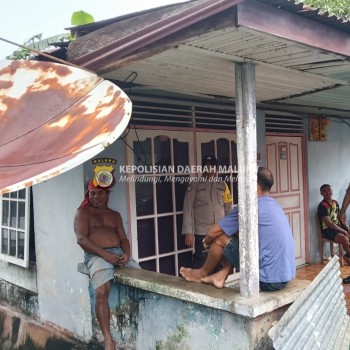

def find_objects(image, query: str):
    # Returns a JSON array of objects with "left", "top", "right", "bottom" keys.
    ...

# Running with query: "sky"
[{"left": 0, "top": 0, "right": 189, "bottom": 59}]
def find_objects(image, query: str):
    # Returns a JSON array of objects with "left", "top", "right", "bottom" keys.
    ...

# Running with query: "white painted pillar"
[{"left": 235, "top": 63, "right": 259, "bottom": 298}]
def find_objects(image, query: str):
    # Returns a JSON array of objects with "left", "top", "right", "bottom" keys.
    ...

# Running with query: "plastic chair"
[{"left": 316, "top": 213, "right": 344, "bottom": 267}]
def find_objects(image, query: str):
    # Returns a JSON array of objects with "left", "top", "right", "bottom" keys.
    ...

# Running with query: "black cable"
[
  {"left": 120, "top": 137, "right": 148, "bottom": 166},
  {"left": 116, "top": 72, "right": 150, "bottom": 166}
]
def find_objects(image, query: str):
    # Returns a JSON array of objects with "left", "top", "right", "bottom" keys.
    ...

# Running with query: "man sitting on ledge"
[{"left": 180, "top": 167, "right": 296, "bottom": 291}]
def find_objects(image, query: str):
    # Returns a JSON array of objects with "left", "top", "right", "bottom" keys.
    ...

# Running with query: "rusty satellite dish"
[{"left": 0, "top": 60, "right": 132, "bottom": 194}]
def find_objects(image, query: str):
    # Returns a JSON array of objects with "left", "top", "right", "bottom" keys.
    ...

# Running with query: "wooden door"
[{"left": 266, "top": 136, "right": 307, "bottom": 266}]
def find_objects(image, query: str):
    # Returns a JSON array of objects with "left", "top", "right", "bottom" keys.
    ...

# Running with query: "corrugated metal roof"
[
  {"left": 65, "top": 1, "right": 194, "bottom": 37},
  {"left": 66, "top": 0, "right": 350, "bottom": 118},
  {"left": 70, "top": 0, "right": 350, "bottom": 36},
  {"left": 68, "top": 0, "right": 246, "bottom": 70},
  {"left": 104, "top": 23, "right": 348, "bottom": 113},
  {"left": 0, "top": 60, "right": 132, "bottom": 194}
]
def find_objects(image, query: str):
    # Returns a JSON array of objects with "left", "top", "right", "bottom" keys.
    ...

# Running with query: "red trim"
[
  {"left": 266, "top": 143, "right": 278, "bottom": 194},
  {"left": 291, "top": 211, "right": 302, "bottom": 260},
  {"left": 300, "top": 135, "right": 310, "bottom": 262}
]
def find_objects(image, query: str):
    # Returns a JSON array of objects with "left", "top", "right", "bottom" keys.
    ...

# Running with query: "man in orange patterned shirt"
[{"left": 317, "top": 184, "right": 350, "bottom": 265}]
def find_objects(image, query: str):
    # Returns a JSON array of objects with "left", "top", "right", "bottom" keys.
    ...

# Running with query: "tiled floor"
[{"left": 296, "top": 261, "right": 350, "bottom": 314}]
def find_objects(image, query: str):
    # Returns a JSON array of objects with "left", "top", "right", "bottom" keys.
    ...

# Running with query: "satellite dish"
[{"left": 0, "top": 60, "right": 132, "bottom": 194}]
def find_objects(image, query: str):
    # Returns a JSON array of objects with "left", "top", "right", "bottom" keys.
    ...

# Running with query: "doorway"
[{"left": 266, "top": 135, "right": 307, "bottom": 266}]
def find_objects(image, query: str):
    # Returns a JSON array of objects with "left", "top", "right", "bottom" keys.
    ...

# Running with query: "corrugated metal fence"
[{"left": 269, "top": 256, "right": 350, "bottom": 350}]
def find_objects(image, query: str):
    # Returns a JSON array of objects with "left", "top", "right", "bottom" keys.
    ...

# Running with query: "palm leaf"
[{"left": 71, "top": 11, "right": 95, "bottom": 26}]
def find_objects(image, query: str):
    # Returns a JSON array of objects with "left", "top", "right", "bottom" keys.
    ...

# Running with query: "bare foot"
[
  {"left": 201, "top": 270, "right": 228, "bottom": 289},
  {"left": 180, "top": 267, "right": 206, "bottom": 282},
  {"left": 344, "top": 255, "right": 350, "bottom": 266},
  {"left": 104, "top": 337, "right": 116, "bottom": 350}
]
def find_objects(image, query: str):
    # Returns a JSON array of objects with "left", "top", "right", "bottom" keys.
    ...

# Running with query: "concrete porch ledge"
[{"left": 114, "top": 268, "right": 310, "bottom": 318}]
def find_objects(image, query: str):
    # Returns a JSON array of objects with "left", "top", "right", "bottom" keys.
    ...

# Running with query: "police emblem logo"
[
  {"left": 95, "top": 169, "right": 113, "bottom": 187},
  {"left": 92, "top": 163, "right": 115, "bottom": 188}
]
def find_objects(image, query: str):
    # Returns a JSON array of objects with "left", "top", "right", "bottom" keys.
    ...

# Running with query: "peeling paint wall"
[
  {"left": 0, "top": 304, "right": 101, "bottom": 350},
  {"left": 108, "top": 285, "right": 250, "bottom": 350},
  {"left": 307, "top": 119, "right": 350, "bottom": 262},
  {"left": 33, "top": 165, "right": 93, "bottom": 340},
  {"left": 0, "top": 280, "right": 38, "bottom": 318},
  {"left": 92, "top": 283, "right": 288, "bottom": 350},
  {"left": 0, "top": 260, "right": 37, "bottom": 293}
]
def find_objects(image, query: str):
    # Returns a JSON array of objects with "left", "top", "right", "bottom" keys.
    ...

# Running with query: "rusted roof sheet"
[
  {"left": 0, "top": 60, "right": 132, "bottom": 194},
  {"left": 67, "top": 0, "right": 245, "bottom": 70},
  {"left": 69, "top": 0, "right": 350, "bottom": 38},
  {"left": 66, "top": 0, "right": 350, "bottom": 118},
  {"left": 65, "top": 1, "right": 192, "bottom": 37},
  {"left": 67, "top": 0, "right": 350, "bottom": 72}
]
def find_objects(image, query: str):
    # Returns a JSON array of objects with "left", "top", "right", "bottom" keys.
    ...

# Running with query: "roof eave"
[
  {"left": 238, "top": 0, "right": 350, "bottom": 58},
  {"left": 67, "top": 0, "right": 244, "bottom": 71}
]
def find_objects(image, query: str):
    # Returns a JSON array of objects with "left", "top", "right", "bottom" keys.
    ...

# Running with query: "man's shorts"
[
  {"left": 222, "top": 236, "right": 288, "bottom": 291},
  {"left": 223, "top": 235, "right": 240, "bottom": 272},
  {"left": 322, "top": 229, "right": 340, "bottom": 241},
  {"left": 84, "top": 247, "right": 139, "bottom": 290}
]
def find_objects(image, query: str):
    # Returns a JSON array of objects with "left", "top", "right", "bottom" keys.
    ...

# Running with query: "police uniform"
[{"left": 182, "top": 173, "right": 232, "bottom": 268}]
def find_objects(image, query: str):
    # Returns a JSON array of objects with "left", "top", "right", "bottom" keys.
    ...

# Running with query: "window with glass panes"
[
  {"left": 127, "top": 129, "right": 238, "bottom": 276},
  {"left": 196, "top": 133, "right": 238, "bottom": 205},
  {"left": 0, "top": 188, "right": 30, "bottom": 267}
]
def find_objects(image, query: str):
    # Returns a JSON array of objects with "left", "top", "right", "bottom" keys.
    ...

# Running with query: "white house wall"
[
  {"left": 307, "top": 119, "right": 350, "bottom": 262},
  {"left": 0, "top": 260, "right": 37, "bottom": 293},
  {"left": 33, "top": 165, "right": 93, "bottom": 340}
]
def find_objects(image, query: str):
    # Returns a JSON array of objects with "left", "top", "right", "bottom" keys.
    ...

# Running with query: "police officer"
[{"left": 182, "top": 155, "right": 233, "bottom": 268}]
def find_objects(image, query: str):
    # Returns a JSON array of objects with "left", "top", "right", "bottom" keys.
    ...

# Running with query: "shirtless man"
[{"left": 74, "top": 180, "right": 132, "bottom": 350}]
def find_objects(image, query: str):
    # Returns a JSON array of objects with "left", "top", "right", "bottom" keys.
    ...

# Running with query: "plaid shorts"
[
  {"left": 223, "top": 235, "right": 240, "bottom": 272},
  {"left": 84, "top": 247, "right": 139, "bottom": 289}
]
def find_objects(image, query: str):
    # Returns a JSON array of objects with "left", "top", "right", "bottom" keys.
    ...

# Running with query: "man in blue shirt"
[{"left": 180, "top": 167, "right": 296, "bottom": 291}]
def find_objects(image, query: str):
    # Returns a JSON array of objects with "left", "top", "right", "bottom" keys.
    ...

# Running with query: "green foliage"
[
  {"left": 5, "top": 33, "right": 69, "bottom": 60},
  {"left": 298, "top": 0, "right": 350, "bottom": 20},
  {"left": 27, "top": 33, "right": 70, "bottom": 51},
  {"left": 6, "top": 34, "right": 42, "bottom": 60},
  {"left": 71, "top": 11, "right": 95, "bottom": 26}
]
